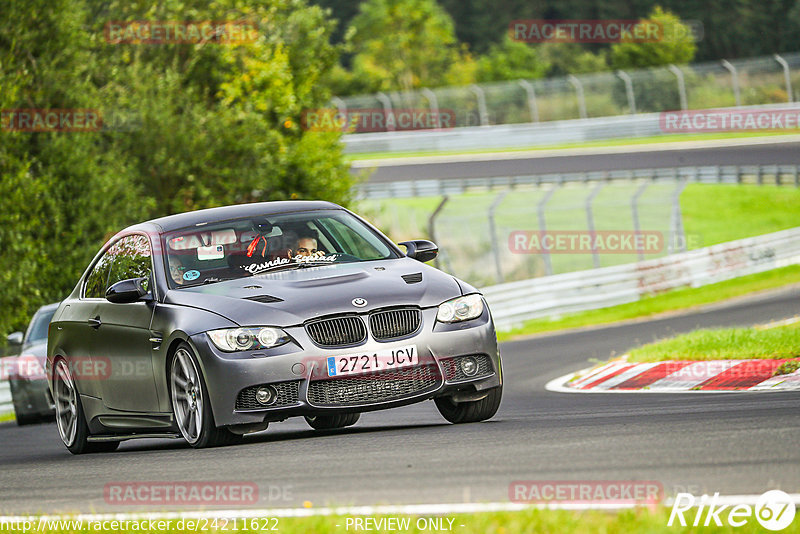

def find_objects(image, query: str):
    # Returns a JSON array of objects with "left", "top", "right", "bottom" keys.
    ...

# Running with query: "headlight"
[
  {"left": 207, "top": 327, "right": 290, "bottom": 352},
  {"left": 436, "top": 294, "right": 484, "bottom": 323}
]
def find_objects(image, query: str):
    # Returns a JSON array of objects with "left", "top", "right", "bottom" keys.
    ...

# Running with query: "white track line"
[
  {"left": 663, "top": 493, "right": 800, "bottom": 506},
  {"left": 3, "top": 494, "right": 800, "bottom": 522},
  {"left": 0, "top": 502, "right": 631, "bottom": 522}
]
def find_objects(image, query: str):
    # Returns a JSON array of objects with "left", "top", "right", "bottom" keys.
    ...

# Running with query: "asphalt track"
[
  {"left": 1, "top": 286, "right": 798, "bottom": 514},
  {"left": 355, "top": 139, "right": 800, "bottom": 182}
]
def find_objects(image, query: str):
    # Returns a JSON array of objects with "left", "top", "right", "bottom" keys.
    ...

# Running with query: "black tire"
[
  {"left": 305, "top": 413, "right": 360, "bottom": 430},
  {"left": 15, "top": 411, "right": 38, "bottom": 426},
  {"left": 10, "top": 381, "right": 38, "bottom": 426},
  {"left": 169, "top": 343, "right": 243, "bottom": 449},
  {"left": 435, "top": 385, "right": 502, "bottom": 424}
]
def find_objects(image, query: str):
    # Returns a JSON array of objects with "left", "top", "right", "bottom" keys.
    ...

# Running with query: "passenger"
[{"left": 168, "top": 256, "right": 186, "bottom": 285}]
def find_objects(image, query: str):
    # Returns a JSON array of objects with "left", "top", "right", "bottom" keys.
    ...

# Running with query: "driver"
[{"left": 293, "top": 234, "right": 325, "bottom": 258}]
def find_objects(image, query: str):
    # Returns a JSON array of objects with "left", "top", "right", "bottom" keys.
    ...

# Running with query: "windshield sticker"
[
  {"left": 240, "top": 253, "right": 342, "bottom": 275},
  {"left": 242, "top": 257, "right": 291, "bottom": 274},
  {"left": 198, "top": 245, "right": 225, "bottom": 260},
  {"left": 294, "top": 253, "right": 338, "bottom": 264},
  {"left": 183, "top": 269, "right": 201, "bottom": 281}
]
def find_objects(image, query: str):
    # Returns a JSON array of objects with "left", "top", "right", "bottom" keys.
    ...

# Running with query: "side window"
[
  {"left": 84, "top": 249, "right": 114, "bottom": 299},
  {"left": 317, "top": 218, "right": 384, "bottom": 260},
  {"left": 107, "top": 235, "right": 153, "bottom": 292}
]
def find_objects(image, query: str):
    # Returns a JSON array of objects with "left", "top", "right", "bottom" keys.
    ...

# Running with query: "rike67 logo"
[{"left": 668, "top": 490, "right": 796, "bottom": 530}]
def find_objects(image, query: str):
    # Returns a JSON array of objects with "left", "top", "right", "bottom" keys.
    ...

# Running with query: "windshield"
[
  {"left": 162, "top": 209, "right": 398, "bottom": 288},
  {"left": 25, "top": 308, "right": 56, "bottom": 344}
]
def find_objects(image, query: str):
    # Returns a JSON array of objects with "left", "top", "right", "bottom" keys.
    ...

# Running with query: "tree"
[
  {"left": 538, "top": 43, "right": 609, "bottom": 76},
  {"left": 477, "top": 36, "right": 550, "bottom": 83},
  {"left": 0, "top": 0, "right": 354, "bottom": 335},
  {"left": 89, "top": 0, "right": 353, "bottom": 216},
  {"left": 609, "top": 6, "right": 697, "bottom": 70},
  {"left": 347, "top": 0, "right": 469, "bottom": 93},
  {"left": 0, "top": 0, "right": 148, "bottom": 334}
]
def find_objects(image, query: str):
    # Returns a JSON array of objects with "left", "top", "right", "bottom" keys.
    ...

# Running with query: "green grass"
[
  {"left": 6, "top": 508, "right": 787, "bottom": 534},
  {"left": 360, "top": 184, "right": 800, "bottom": 251},
  {"left": 775, "top": 360, "right": 800, "bottom": 375},
  {"left": 497, "top": 264, "right": 800, "bottom": 341},
  {"left": 682, "top": 184, "right": 800, "bottom": 247},
  {"left": 356, "top": 184, "right": 800, "bottom": 248},
  {"left": 346, "top": 130, "right": 799, "bottom": 161},
  {"left": 0, "top": 412, "right": 14, "bottom": 423},
  {"left": 627, "top": 323, "right": 800, "bottom": 363}
]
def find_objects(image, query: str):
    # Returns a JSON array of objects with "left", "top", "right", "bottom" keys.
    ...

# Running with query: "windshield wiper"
[
  {"left": 295, "top": 260, "right": 340, "bottom": 268},
  {"left": 202, "top": 276, "right": 239, "bottom": 285},
  {"left": 178, "top": 275, "right": 249, "bottom": 288}
]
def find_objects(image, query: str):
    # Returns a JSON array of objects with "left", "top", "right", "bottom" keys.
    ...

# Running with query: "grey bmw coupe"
[
  {"left": 47, "top": 201, "right": 502, "bottom": 454},
  {"left": 5, "top": 302, "right": 59, "bottom": 425}
]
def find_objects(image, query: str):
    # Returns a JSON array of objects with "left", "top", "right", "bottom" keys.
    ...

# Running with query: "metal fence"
[
  {"left": 483, "top": 226, "right": 800, "bottom": 331},
  {"left": 356, "top": 164, "right": 800, "bottom": 199},
  {"left": 358, "top": 165, "right": 800, "bottom": 289},
  {"left": 335, "top": 52, "right": 800, "bottom": 130},
  {"left": 343, "top": 102, "right": 800, "bottom": 153}
]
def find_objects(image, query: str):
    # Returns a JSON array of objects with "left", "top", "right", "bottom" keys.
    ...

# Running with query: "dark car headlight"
[
  {"left": 436, "top": 294, "right": 484, "bottom": 323},
  {"left": 207, "top": 327, "right": 290, "bottom": 352}
]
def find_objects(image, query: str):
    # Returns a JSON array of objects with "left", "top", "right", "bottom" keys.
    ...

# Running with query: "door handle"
[{"left": 88, "top": 316, "right": 102, "bottom": 329}]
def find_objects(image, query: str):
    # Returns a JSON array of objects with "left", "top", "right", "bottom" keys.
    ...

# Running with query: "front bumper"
[
  {"left": 192, "top": 306, "right": 502, "bottom": 427},
  {"left": 9, "top": 378, "right": 55, "bottom": 419}
]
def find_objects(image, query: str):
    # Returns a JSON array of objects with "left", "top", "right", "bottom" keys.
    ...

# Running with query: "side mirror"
[
  {"left": 106, "top": 277, "right": 150, "bottom": 304},
  {"left": 399, "top": 240, "right": 439, "bottom": 263},
  {"left": 6, "top": 332, "right": 23, "bottom": 346}
]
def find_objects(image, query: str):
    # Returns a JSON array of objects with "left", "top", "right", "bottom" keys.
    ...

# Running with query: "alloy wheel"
[
  {"left": 170, "top": 348, "right": 204, "bottom": 444},
  {"left": 54, "top": 360, "right": 78, "bottom": 447}
]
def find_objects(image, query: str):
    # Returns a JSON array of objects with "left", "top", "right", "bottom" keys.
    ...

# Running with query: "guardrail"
[
  {"left": 336, "top": 52, "right": 800, "bottom": 131},
  {"left": 482, "top": 226, "right": 800, "bottom": 331},
  {"left": 355, "top": 164, "right": 800, "bottom": 199},
  {"left": 344, "top": 103, "right": 800, "bottom": 154},
  {"left": 0, "top": 380, "right": 12, "bottom": 417}
]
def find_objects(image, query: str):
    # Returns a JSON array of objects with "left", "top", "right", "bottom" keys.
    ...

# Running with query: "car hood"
[{"left": 164, "top": 258, "right": 464, "bottom": 327}]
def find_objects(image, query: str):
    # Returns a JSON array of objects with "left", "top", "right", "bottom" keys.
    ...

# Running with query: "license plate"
[{"left": 326, "top": 345, "right": 417, "bottom": 377}]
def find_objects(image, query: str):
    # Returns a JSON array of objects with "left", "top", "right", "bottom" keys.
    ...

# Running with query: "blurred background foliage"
[
  {"left": 0, "top": 0, "right": 353, "bottom": 334},
  {"left": 318, "top": 0, "right": 797, "bottom": 94}
]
